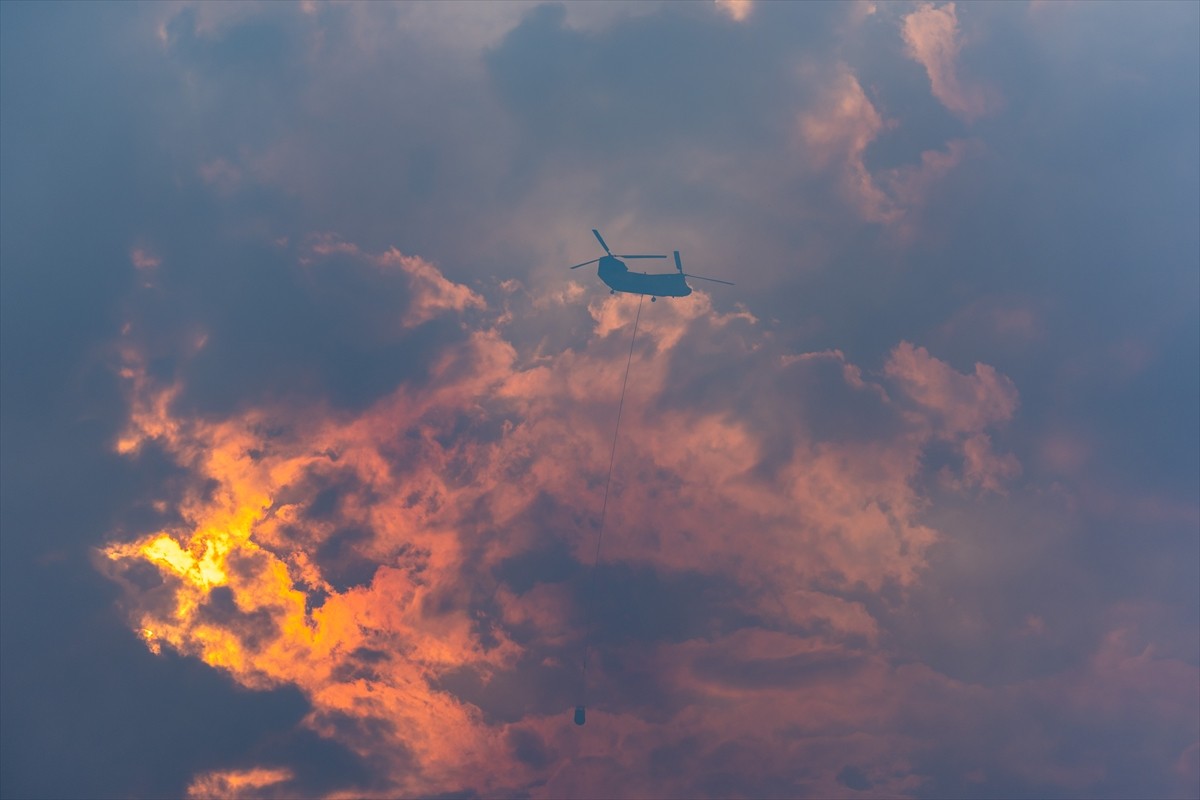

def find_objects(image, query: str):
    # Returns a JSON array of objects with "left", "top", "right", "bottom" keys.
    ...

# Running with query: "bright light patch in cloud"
[
  {"left": 186, "top": 766, "right": 293, "bottom": 799},
  {"left": 714, "top": 0, "right": 753, "bottom": 23}
]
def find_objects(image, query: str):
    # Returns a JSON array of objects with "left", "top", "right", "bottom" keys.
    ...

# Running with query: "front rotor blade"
[
  {"left": 615, "top": 254, "right": 667, "bottom": 259},
  {"left": 684, "top": 273, "right": 735, "bottom": 286},
  {"left": 570, "top": 257, "right": 602, "bottom": 269},
  {"left": 592, "top": 229, "right": 612, "bottom": 255}
]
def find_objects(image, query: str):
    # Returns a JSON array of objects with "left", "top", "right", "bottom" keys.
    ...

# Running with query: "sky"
[{"left": 1, "top": 1, "right": 1197, "bottom": 798}]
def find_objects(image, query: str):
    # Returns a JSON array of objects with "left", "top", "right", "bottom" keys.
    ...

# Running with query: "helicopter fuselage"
[{"left": 597, "top": 256, "right": 692, "bottom": 298}]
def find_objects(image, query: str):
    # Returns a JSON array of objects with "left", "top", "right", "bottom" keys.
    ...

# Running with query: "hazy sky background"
[{"left": 2, "top": 2, "right": 1197, "bottom": 798}]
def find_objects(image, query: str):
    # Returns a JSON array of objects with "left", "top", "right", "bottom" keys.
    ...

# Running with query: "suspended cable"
[{"left": 575, "top": 294, "right": 644, "bottom": 726}]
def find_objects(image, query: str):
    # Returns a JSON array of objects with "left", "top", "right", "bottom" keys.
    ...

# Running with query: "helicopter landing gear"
[
  {"left": 610, "top": 289, "right": 615, "bottom": 295},
  {"left": 651, "top": 296, "right": 657, "bottom": 302}
]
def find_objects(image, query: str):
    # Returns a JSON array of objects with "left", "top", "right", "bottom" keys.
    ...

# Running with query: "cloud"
[
  {"left": 130, "top": 247, "right": 161, "bottom": 270},
  {"left": 885, "top": 341, "right": 1018, "bottom": 435},
  {"left": 95, "top": 239, "right": 1068, "bottom": 796},
  {"left": 4, "top": 2, "right": 1196, "bottom": 798},
  {"left": 96, "top": 232, "right": 1195, "bottom": 797},
  {"left": 376, "top": 247, "right": 487, "bottom": 328},
  {"left": 186, "top": 767, "right": 292, "bottom": 800},
  {"left": 713, "top": 0, "right": 753, "bottom": 24},
  {"left": 301, "top": 234, "right": 486, "bottom": 327},
  {"left": 902, "top": 2, "right": 999, "bottom": 122},
  {"left": 798, "top": 68, "right": 977, "bottom": 232},
  {"left": 799, "top": 68, "right": 896, "bottom": 223}
]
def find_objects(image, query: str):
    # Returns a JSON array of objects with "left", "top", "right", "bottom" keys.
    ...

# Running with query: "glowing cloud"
[
  {"left": 902, "top": 2, "right": 999, "bottom": 122},
  {"left": 186, "top": 767, "right": 293, "bottom": 800},
  {"left": 96, "top": 238, "right": 1045, "bottom": 796},
  {"left": 799, "top": 70, "right": 974, "bottom": 232},
  {"left": 4, "top": 2, "right": 1194, "bottom": 797},
  {"left": 375, "top": 247, "right": 486, "bottom": 327},
  {"left": 714, "top": 0, "right": 753, "bottom": 23},
  {"left": 799, "top": 69, "right": 896, "bottom": 223}
]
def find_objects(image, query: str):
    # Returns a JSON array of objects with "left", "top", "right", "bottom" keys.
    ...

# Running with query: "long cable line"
[{"left": 575, "top": 294, "right": 644, "bottom": 726}]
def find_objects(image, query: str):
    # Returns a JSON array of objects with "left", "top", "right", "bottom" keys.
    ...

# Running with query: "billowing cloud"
[
  {"left": 799, "top": 69, "right": 895, "bottom": 223},
  {"left": 186, "top": 767, "right": 293, "bottom": 800},
  {"left": 714, "top": 0, "right": 753, "bottom": 24},
  {"left": 799, "top": 69, "right": 974, "bottom": 231},
  {"left": 902, "top": 2, "right": 998, "bottom": 122},
  {"left": 302, "top": 234, "right": 486, "bottom": 327},
  {"left": 94, "top": 239, "right": 1195, "bottom": 797},
  {"left": 4, "top": 1, "right": 1196, "bottom": 798}
]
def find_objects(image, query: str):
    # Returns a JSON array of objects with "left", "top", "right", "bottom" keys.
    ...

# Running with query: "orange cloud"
[
  {"left": 799, "top": 69, "right": 896, "bottom": 224},
  {"left": 799, "top": 70, "right": 977, "bottom": 233},
  {"left": 902, "top": 3, "right": 999, "bottom": 123},
  {"left": 375, "top": 247, "right": 486, "bottom": 327},
  {"left": 714, "top": 0, "right": 753, "bottom": 23},
  {"left": 885, "top": 341, "right": 1018, "bottom": 435},
  {"left": 99, "top": 239, "right": 1042, "bottom": 795},
  {"left": 885, "top": 341, "right": 1020, "bottom": 492},
  {"left": 299, "top": 234, "right": 485, "bottom": 328},
  {"left": 186, "top": 767, "right": 293, "bottom": 800}
]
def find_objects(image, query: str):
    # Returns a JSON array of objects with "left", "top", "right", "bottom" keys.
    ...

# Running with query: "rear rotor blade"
[
  {"left": 615, "top": 254, "right": 667, "bottom": 259},
  {"left": 570, "top": 257, "right": 602, "bottom": 270},
  {"left": 684, "top": 273, "right": 735, "bottom": 286},
  {"left": 592, "top": 229, "right": 612, "bottom": 255},
  {"left": 673, "top": 250, "right": 682, "bottom": 272}
]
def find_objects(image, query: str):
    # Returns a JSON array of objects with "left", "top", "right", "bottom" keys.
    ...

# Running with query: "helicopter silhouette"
[{"left": 569, "top": 229, "right": 733, "bottom": 301}]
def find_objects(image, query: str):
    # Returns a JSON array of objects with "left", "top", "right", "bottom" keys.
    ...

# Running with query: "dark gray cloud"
[{"left": 486, "top": 2, "right": 836, "bottom": 158}]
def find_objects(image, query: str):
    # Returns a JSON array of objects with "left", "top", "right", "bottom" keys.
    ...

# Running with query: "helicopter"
[{"left": 569, "top": 229, "right": 733, "bottom": 301}]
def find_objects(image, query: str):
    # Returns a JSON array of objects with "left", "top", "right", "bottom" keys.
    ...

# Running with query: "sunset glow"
[{"left": 3, "top": 2, "right": 1196, "bottom": 798}]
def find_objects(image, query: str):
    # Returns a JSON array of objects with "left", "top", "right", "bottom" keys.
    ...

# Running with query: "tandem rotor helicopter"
[{"left": 569, "top": 229, "right": 733, "bottom": 301}]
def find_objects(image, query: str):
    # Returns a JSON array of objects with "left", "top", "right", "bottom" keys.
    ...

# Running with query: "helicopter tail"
[{"left": 675, "top": 249, "right": 734, "bottom": 286}]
